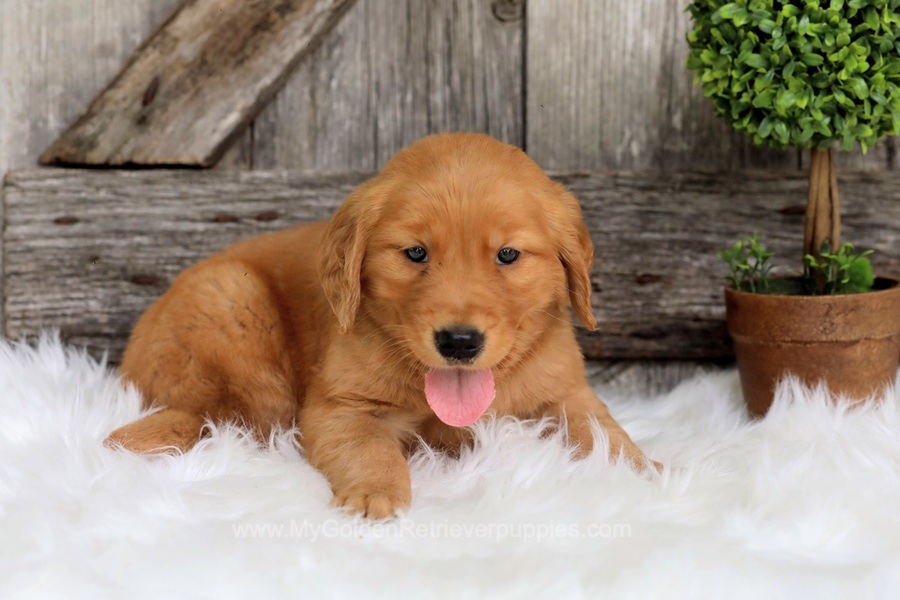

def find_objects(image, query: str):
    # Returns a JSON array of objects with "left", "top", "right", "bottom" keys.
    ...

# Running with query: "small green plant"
[
  {"left": 718, "top": 233, "right": 776, "bottom": 293},
  {"left": 804, "top": 241, "right": 875, "bottom": 293},
  {"left": 720, "top": 235, "right": 875, "bottom": 294}
]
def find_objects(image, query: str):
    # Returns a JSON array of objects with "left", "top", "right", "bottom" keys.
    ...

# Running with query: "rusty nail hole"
[
  {"left": 255, "top": 210, "right": 279, "bottom": 222},
  {"left": 142, "top": 75, "right": 160, "bottom": 106},
  {"left": 631, "top": 328, "right": 668, "bottom": 340},
  {"left": 212, "top": 214, "right": 240, "bottom": 223},
  {"left": 130, "top": 275, "right": 161, "bottom": 286},
  {"left": 635, "top": 273, "right": 663, "bottom": 285},
  {"left": 87, "top": 255, "right": 100, "bottom": 264},
  {"left": 491, "top": 0, "right": 523, "bottom": 22},
  {"left": 54, "top": 216, "right": 79, "bottom": 225},
  {"left": 779, "top": 205, "right": 806, "bottom": 216}
]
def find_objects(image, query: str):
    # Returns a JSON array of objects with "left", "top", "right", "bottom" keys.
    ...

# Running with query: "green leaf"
[
  {"left": 799, "top": 126, "right": 816, "bottom": 143},
  {"left": 848, "top": 77, "right": 870, "bottom": 99},
  {"left": 776, "top": 90, "right": 802, "bottom": 111},
  {"left": 852, "top": 122, "right": 874, "bottom": 136},
  {"left": 864, "top": 7, "right": 880, "bottom": 31},
  {"left": 832, "top": 87, "right": 851, "bottom": 106},
  {"left": 773, "top": 120, "right": 790, "bottom": 144},
  {"left": 719, "top": 3, "right": 744, "bottom": 19},
  {"left": 752, "top": 90, "right": 776, "bottom": 108},
  {"left": 733, "top": 12, "right": 751, "bottom": 27},
  {"left": 801, "top": 53, "right": 825, "bottom": 66},
  {"left": 846, "top": 257, "right": 874, "bottom": 292},
  {"left": 784, "top": 60, "right": 798, "bottom": 78},
  {"left": 759, "top": 19, "right": 777, "bottom": 34},
  {"left": 745, "top": 54, "right": 767, "bottom": 69}
]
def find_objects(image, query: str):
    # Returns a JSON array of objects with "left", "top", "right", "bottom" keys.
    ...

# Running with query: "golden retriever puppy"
[{"left": 107, "top": 133, "right": 655, "bottom": 518}]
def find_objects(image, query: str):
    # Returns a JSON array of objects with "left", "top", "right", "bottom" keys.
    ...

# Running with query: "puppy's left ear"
[
  {"left": 549, "top": 183, "right": 598, "bottom": 331},
  {"left": 317, "top": 179, "right": 385, "bottom": 334}
]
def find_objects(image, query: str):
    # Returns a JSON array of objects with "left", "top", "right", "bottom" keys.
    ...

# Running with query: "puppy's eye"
[
  {"left": 496, "top": 248, "right": 520, "bottom": 265},
  {"left": 405, "top": 247, "right": 428, "bottom": 263}
]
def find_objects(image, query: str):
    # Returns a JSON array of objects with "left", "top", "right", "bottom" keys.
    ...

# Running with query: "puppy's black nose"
[{"left": 435, "top": 327, "right": 484, "bottom": 362}]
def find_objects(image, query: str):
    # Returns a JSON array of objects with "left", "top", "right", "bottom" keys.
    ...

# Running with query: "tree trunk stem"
[
  {"left": 804, "top": 148, "right": 841, "bottom": 255},
  {"left": 804, "top": 148, "right": 841, "bottom": 290}
]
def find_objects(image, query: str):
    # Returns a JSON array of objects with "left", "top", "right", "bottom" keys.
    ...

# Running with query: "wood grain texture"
[
  {"left": 251, "top": 0, "right": 524, "bottom": 170},
  {"left": 0, "top": 0, "right": 180, "bottom": 174},
  {"left": 525, "top": 0, "right": 894, "bottom": 172},
  {"left": 525, "top": 0, "right": 784, "bottom": 170},
  {"left": 4, "top": 168, "right": 898, "bottom": 363},
  {"left": 586, "top": 360, "right": 724, "bottom": 398},
  {"left": 0, "top": 0, "right": 182, "bottom": 327},
  {"left": 38, "top": 0, "right": 357, "bottom": 167},
  {"left": 2, "top": 169, "right": 366, "bottom": 361}
]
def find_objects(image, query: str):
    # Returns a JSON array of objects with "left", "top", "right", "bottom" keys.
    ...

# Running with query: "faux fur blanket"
[{"left": 2, "top": 335, "right": 898, "bottom": 599}]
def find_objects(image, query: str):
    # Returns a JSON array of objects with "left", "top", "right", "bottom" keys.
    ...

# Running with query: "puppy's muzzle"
[{"left": 434, "top": 327, "right": 484, "bottom": 363}]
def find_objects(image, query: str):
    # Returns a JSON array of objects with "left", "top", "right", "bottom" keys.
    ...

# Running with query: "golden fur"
[{"left": 107, "top": 133, "right": 654, "bottom": 518}]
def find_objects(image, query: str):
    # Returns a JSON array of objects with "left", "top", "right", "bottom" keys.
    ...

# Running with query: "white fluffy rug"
[{"left": 2, "top": 335, "right": 900, "bottom": 599}]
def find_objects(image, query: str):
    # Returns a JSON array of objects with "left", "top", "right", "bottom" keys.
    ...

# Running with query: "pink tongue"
[{"left": 424, "top": 368, "right": 495, "bottom": 427}]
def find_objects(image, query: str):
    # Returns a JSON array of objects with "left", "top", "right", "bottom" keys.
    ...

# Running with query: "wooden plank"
[
  {"left": 38, "top": 0, "right": 357, "bottom": 167},
  {"left": 564, "top": 169, "right": 900, "bottom": 359},
  {"left": 2, "top": 169, "right": 366, "bottom": 361},
  {"left": 525, "top": 0, "right": 792, "bottom": 170},
  {"left": 524, "top": 0, "right": 896, "bottom": 174},
  {"left": 251, "top": 0, "right": 524, "bottom": 170},
  {"left": 215, "top": 127, "right": 255, "bottom": 171},
  {"left": 586, "top": 360, "right": 723, "bottom": 398},
  {"left": 0, "top": 0, "right": 184, "bottom": 328},
  {"left": 0, "top": 0, "right": 252, "bottom": 173},
  {"left": 0, "top": 0, "right": 181, "bottom": 174},
  {"left": 5, "top": 168, "right": 898, "bottom": 362}
]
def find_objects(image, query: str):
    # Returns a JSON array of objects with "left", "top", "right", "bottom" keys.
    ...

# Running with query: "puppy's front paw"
[
  {"left": 619, "top": 447, "right": 663, "bottom": 475},
  {"left": 330, "top": 488, "right": 411, "bottom": 520}
]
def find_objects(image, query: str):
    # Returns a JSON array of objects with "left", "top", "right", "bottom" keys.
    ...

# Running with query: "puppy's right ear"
[
  {"left": 547, "top": 182, "right": 598, "bottom": 331},
  {"left": 317, "top": 180, "right": 385, "bottom": 334}
]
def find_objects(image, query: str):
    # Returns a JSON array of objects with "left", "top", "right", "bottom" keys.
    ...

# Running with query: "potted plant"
[{"left": 686, "top": 0, "right": 900, "bottom": 415}]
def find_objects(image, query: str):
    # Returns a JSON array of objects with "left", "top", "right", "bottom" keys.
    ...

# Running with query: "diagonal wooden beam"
[{"left": 39, "top": 0, "right": 357, "bottom": 168}]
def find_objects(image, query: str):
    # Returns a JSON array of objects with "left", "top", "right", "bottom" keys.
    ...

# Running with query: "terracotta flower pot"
[{"left": 724, "top": 277, "right": 900, "bottom": 417}]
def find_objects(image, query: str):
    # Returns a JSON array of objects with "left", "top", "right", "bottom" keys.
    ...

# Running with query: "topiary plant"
[{"left": 686, "top": 0, "right": 900, "bottom": 290}]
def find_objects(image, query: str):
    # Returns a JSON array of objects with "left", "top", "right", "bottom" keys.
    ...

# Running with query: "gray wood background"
[
  {"left": 2, "top": 0, "right": 897, "bottom": 391},
  {"left": 5, "top": 0, "right": 895, "bottom": 174},
  {"left": 5, "top": 168, "right": 897, "bottom": 363}
]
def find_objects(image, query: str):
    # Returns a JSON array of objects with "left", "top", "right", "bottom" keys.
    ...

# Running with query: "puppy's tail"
[{"left": 105, "top": 408, "right": 206, "bottom": 454}]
